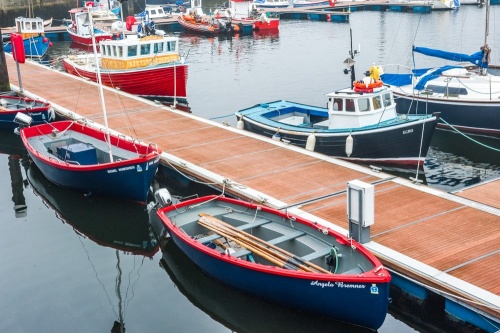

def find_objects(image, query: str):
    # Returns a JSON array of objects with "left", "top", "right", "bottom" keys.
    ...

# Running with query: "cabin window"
[
  {"left": 167, "top": 41, "right": 176, "bottom": 51},
  {"left": 382, "top": 92, "right": 392, "bottom": 107},
  {"left": 102, "top": 45, "right": 108, "bottom": 56},
  {"left": 426, "top": 84, "right": 468, "bottom": 96},
  {"left": 37, "top": 21, "right": 42, "bottom": 30},
  {"left": 345, "top": 98, "right": 355, "bottom": 112},
  {"left": 140, "top": 43, "right": 151, "bottom": 56},
  {"left": 128, "top": 45, "right": 137, "bottom": 57},
  {"left": 154, "top": 42, "right": 164, "bottom": 53},
  {"left": 372, "top": 95, "right": 382, "bottom": 110},
  {"left": 358, "top": 98, "right": 370, "bottom": 112},
  {"left": 151, "top": 9, "right": 157, "bottom": 15},
  {"left": 332, "top": 98, "right": 343, "bottom": 111}
]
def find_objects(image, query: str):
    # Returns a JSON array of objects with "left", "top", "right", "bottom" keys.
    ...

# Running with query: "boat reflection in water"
[
  {"left": 27, "top": 163, "right": 159, "bottom": 332},
  {"left": 159, "top": 237, "right": 373, "bottom": 333},
  {"left": 0, "top": 130, "right": 30, "bottom": 218},
  {"left": 27, "top": 164, "right": 159, "bottom": 256}
]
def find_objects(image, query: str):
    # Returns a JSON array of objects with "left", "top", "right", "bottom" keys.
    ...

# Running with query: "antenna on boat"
[
  {"left": 343, "top": 28, "right": 359, "bottom": 87},
  {"left": 87, "top": 3, "right": 114, "bottom": 162}
]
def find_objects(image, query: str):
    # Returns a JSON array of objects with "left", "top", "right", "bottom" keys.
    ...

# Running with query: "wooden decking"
[{"left": 5, "top": 55, "right": 500, "bottom": 322}]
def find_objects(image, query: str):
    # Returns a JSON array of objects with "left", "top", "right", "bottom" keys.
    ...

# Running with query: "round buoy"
[
  {"left": 305, "top": 133, "right": 316, "bottom": 151},
  {"left": 236, "top": 117, "right": 244, "bottom": 129},
  {"left": 345, "top": 134, "right": 353, "bottom": 157}
]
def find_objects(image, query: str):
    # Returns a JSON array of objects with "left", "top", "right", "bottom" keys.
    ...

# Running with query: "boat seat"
[
  {"left": 301, "top": 247, "right": 332, "bottom": 262},
  {"left": 197, "top": 218, "right": 271, "bottom": 245},
  {"left": 232, "top": 230, "right": 305, "bottom": 258},
  {"left": 344, "top": 266, "right": 365, "bottom": 275}
]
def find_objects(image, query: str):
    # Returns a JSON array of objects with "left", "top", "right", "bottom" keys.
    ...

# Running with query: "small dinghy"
[{"left": 148, "top": 190, "right": 391, "bottom": 330}]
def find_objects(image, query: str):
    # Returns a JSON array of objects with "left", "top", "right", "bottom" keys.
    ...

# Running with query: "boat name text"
[
  {"left": 310, "top": 281, "right": 365, "bottom": 289},
  {"left": 107, "top": 165, "right": 136, "bottom": 173}
]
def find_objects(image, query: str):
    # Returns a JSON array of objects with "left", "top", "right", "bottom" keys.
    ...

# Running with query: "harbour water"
[{"left": 1, "top": 4, "right": 500, "bottom": 332}]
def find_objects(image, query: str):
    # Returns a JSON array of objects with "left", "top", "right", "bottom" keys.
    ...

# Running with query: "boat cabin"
[
  {"left": 15, "top": 17, "right": 45, "bottom": 38},
  {"left": 69, "top": 10, "right": 93, "bottom": 36},
  {"left": 99, "top": 34, "right": 180, "bottom": 70},
  {"left": 139, "top": 5, "right": 171, "bottom": 20},
  {"left": 322, "top": 86, "right": 398, "bottom": 129}
]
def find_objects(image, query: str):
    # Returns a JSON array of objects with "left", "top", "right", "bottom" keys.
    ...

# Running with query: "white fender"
[
  {"left": 111, "top": 20, "right": 123, "bottom": 31},
  {"left": 236, "top": 117, "right": 244, "bottom": 130},
  {"left": 305, "top": 133, "right": 316, "bottom": 151},
  {"left": 345, "top": 134, "right": 353, "bottom": 157}
]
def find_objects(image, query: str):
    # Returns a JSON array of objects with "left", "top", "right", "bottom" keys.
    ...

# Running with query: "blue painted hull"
[
  {"left": 0, "top": 110, "right": 53, "bottom": 129},
  {"left": 4, "top": 35, "right": 51, "bottom": 58},
  {"left": 31, "top": 155, "right": 159, "bottom": 202},
  {"left": 392, "top": 92, "right": 500, "bottom": 138},
  {"left": 172, "top": 230, "right": 390, "bottom": 329},
  {"left": 150, "top": 196, "right": 392, "bottom": 330}
]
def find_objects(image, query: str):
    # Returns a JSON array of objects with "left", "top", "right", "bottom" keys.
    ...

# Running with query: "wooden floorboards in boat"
[{"left": 6, "top": 56, "right": 499, "bottom": 317}]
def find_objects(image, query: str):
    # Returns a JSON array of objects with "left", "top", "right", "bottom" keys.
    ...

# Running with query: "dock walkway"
[{"left": 5, "top": 55, "right": 500, "bottom": 331}]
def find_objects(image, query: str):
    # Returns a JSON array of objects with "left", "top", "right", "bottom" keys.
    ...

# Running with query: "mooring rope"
[{"left": 439, "top": 117, "right": 500, "bottom": 152}]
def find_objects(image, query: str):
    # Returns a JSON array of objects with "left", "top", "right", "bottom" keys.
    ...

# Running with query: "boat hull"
[
  {"left": 62, "top": 58, "right": 188, "bottom": 100},
  {"left": 149, "top": 195, "right": 391, "bottom": 330},
  {"left": 0, "top": 95, "right": 54, "bottom": 129},
  {"left": 236, "top": 102, "right": 440, "bottom": 166},
  {"left": 253, "top": 17, "right": 280, "bottom": 30},
  {"left": 20, "top": 121, "right": 161, "bottom": 203},
  {"left": 3, "top": 35, "right": 51, "bottom": 58},
  {"left": 292, "top": 0, "right": 329, "bottom": 7},
  {"left": 392, "top": 92, "right": 500, "bottom": 138},
  {"left": 67, "top": 27, "right": 113, "bottom": 46},
  {"left": 177, "top": 15, "right": 221, "bottom": 34}
]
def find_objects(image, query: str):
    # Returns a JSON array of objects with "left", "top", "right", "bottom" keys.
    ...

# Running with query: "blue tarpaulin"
[
  {"left": 381, "top": 66, "right": 462, "bottom": 90},
  {"left": 413, "top": 46, "right": 488, "bottom": 68}
]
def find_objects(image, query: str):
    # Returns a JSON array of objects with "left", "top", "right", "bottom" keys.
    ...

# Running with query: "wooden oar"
[
  {"left": 199, "top": 220, "right": 304, "bottom": 271},
  {"left": 199, "top": 218, "right": 316, "bottom": 273},
  {"left": 199, "top": 213, "right": 332, "bottom": 274}
]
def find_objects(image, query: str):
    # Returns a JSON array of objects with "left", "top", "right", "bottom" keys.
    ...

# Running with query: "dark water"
[{"left": 2, "top": 5, "right": 500, "bottom": 333}]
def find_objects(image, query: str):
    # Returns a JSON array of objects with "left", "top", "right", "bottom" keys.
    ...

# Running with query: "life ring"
[
  {"left": 328, "top": 0, "right": 337, "bottom": 6},
  {"left": 85, "top": 1, "right": 94, "bottom": 7},
  {"left": 353, "top": 79, "right": 383, "bottom": 91}
]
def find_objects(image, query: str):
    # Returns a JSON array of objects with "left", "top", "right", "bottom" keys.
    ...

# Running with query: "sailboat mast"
[
  {"left": 87, "top": 5, "right": 114, "bottom": 163},
  {"left": 484, "top": 0, "right": 490, "bottom": 45}
]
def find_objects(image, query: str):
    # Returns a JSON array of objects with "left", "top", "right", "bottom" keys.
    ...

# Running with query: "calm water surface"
[{"left": 1, "top": 5, "right": 500, "bottom": 332}]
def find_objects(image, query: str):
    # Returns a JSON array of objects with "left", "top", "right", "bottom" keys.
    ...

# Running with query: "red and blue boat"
[
  {"left": 20, "top": 121, "right": 161, "bottom": 204},
  {"left": 0, "top": 93, "right": 55, "bottom": 129},
  {"left": 149, "top": 190, "right": 391, "bottom": 330},
  {"left": 3, "top": 17, "right": 52, "bottom": 58}
]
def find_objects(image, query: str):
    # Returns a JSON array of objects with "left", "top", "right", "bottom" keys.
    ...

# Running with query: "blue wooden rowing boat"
[{"left": 149, "top": 191, "right": 392, "bottom": 330}]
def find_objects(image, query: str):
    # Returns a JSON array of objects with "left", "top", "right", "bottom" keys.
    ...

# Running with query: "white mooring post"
[{"left": 347, "top": 180, "right": 374, "bottom": 244}]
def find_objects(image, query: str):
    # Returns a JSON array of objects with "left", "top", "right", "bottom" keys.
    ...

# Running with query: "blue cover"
[
  {"left": 381, "top": 65, "right": 461, "bottom": 90},
  {"left": 413, "top": 46, "right": 487, "bottom": 68},
  {"left": 379, "top": 73, "right": 413, "bottom": 87}
]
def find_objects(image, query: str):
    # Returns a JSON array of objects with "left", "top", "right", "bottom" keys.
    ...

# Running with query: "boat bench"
[
  {"left": 301, "top": 247, "right": 331, "bottom": 262},
  {"left": 232, "top": 230, "right": 306, "bottom": 258},
  {"left": 197, "top": 218, "right": 271, "bottom": 245}
]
